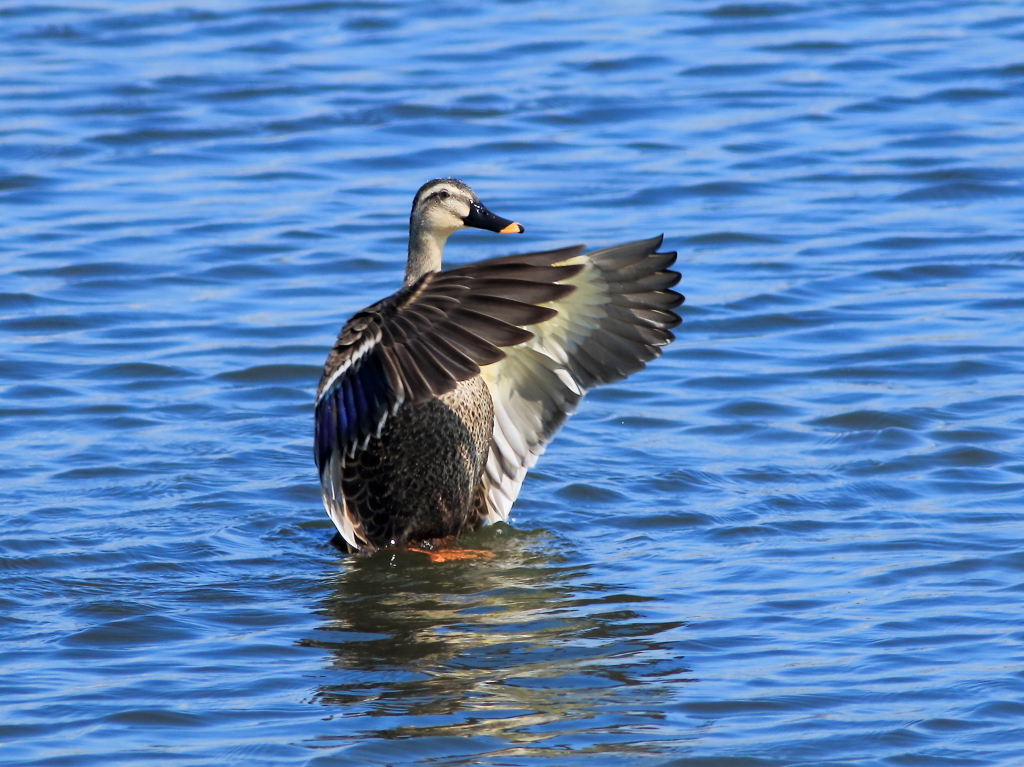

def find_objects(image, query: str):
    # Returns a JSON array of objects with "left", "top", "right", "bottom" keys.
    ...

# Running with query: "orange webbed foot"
[{"left": 406, "top": 539, "right": 494, "bottom": 563}]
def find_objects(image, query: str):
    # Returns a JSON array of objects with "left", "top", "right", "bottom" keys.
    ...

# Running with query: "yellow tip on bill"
[{"left": 499, "top": 222, "right": 524, "bottom": 234}]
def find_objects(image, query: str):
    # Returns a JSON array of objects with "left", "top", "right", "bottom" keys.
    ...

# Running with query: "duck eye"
[{"left": 438, "top": 190, "right": 450, "bottom": 200}]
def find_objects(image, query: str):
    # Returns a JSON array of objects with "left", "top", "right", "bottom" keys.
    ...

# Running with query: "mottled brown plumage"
[{"left": 337, "top": 377, "right": 493, "bottom": 546}]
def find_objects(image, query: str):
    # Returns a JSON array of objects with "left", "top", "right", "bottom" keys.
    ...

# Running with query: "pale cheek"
[{"left": 432, "top": 211, "right": 464, "bottom": 232}]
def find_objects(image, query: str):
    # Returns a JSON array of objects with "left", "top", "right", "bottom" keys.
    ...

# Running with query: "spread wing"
[
  {"left": 314, "top": 249, "right": 585, "bottom": 468},
  {"left": 314, "top": 248, "right": 586, "bottom": 549},
  {"left": 477, "top": 235, "right": 684, "bottom": 524}
]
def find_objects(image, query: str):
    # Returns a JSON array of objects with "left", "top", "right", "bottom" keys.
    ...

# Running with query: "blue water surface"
[{"left": 3, "top": 1, "right": 1024, "bottom": 765}]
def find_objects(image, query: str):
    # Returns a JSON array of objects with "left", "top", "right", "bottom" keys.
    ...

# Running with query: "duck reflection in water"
[{"left": 301, "top": 528, "right": 690, "bottom": 753}]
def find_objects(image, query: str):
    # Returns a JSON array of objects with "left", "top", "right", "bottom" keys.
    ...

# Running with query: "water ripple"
[{"left": 3, "top": 0, "right": 1024, "bottom": 765}]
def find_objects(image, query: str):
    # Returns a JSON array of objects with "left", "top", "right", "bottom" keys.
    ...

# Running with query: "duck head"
[{"left": 405, "top": 178, "right": 523, "bottom": 284}]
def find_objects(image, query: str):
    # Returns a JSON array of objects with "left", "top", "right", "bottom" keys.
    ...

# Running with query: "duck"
[{"left": 315, "top": 178, "right": 683, "bottom": 553}]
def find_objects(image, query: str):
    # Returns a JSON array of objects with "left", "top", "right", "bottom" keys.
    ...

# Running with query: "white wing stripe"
[{"left": 315, "top": 328, "right": 380, "bottom": 406}]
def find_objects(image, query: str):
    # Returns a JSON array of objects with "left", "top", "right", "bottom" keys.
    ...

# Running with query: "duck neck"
[{"left": 404, "top": 219, "right": 450, "bottom": 285}]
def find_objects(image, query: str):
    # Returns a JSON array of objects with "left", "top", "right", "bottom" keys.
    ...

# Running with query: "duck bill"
[{"left": 464, "top": 201, "right": 524, "bottom": 234}]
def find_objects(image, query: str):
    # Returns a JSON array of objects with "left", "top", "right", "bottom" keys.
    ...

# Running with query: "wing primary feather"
[
  {"left": 404, "top": 303, "right": 448, "bottom": 324},
  {"left": 387, "top": 313, "right": 421, "bottom": 343},
  {"left": 463, "top": 295, "right": 559, "bottom": 326},
  {"left": 377, "top": 347, "right": 406, "bottom": 406},
  {"left": 605, "top": 303, "right": 682, "bottom": 329},
  {"left": 627, "top": 270, "right": 682, "bottom": 292},
  {"left": 573, "top": 342, "right": 630, "bottom": 385},
  {"left": 405, "top": 338, "right": 456, "bottom": 394},
  {"left": 598, "top": 316, "right": 674, "bottom": 347},
  {"left": 391, "top": 343, "right": 433, "bottom": 403},
  {"left": 611, "top": 292, "right": 685, "bottom": 311},
  {"left": 423, "top": 333, "right": 481, "bottom": 379},
  {"left": 437, "top": 263, "right": 584, "bottom": 285},
  {"left": 470, "top": 244, "right": 587, "bottom": 268},
  {"left": 447, "top": 308, "right": 535, "bottom": 346},
  {"left": 467, "top": 278, "right": 576, "bottom": 304},
  {"left": 436, "top": 323, "right": 507, "bottom": 364}
]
